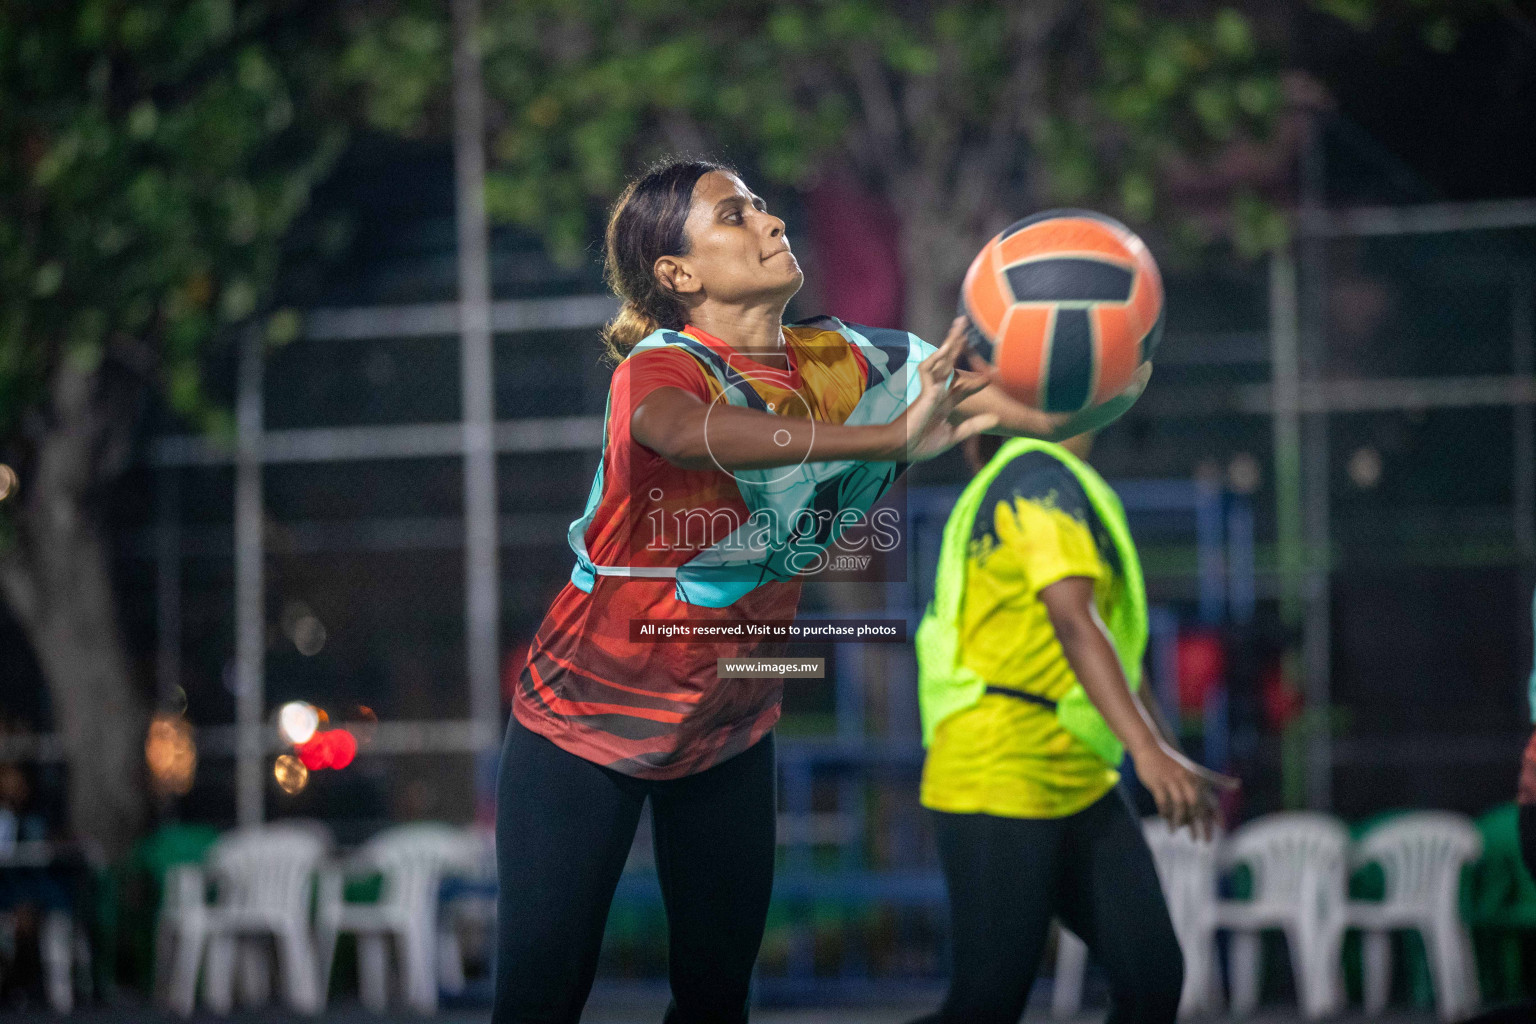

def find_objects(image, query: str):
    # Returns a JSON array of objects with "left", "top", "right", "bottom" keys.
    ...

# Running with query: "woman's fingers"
[
  {"left": 1156, "top": 781, "right": 1183, "bottom": 831},
  {"left": 1127, "top": 360, "right": 1153, "bottom": 393},
  {"left": 1198, "top": 791, "right": 1222, "bottom": 842},
  {"left": 945, "top": 368, "right": 991, "bottom": 403},
  {"left": 1193, "top": 765, "right": 1242, "bottom": 792},
  {"left": 1179, "top": 785, "right": 1198, "bottom": 831},
  {"left": 941, "top": 315, "right": 969, "bottom": 349},
  {"left": 949, "top": 412, "right": 999, "bottom": 444},
  {"left": 922, "top": 317, "right": 971, "bottom": 379},
  {"left": 939, "top": 315, "right": 970, "bottom": 354}
]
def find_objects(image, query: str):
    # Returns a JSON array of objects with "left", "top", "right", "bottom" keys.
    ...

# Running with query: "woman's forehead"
[{"left": 691, "top": 170, "right": 752, "bottom": 206}]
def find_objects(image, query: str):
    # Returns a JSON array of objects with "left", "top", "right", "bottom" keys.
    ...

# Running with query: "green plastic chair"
[
  {"left": 111, "top": 823, "right": 220, "bottom": 995},
  {"left": 1468, "top": 803, "right": 1536, "bottom": 1003}
]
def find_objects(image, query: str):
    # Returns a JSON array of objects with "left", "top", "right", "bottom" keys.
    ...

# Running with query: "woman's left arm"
[{"left": 950, "top": 362, "right": 1153, "bottom": 442}]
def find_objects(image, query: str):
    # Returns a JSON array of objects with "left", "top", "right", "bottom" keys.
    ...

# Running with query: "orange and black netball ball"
[{"left": 960, "top": 209, "right": 1163, "bottom": 413}]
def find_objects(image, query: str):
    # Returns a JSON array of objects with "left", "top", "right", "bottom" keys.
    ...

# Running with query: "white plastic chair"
[
  {"left": 1214, "top": 812, "right": 1349, "bottom": 1019},
  {"left": 0, "top": 908, "right": 84, "bottom": 1012},
  {"left": 1145, "top": 818, "right": 1223, "bottom": 1017},
  {"left": 41, "top": 908, "right": 89, "bottom": 1012},
  {"left": 1050, "top": 924, "right": 1089, "bottom": 1018},
  {"left": 160, "top": 821, "right": 330, "bottom": 1016},
  {"left": 316, "top": 822, "right": 488, "bottom": 1013},
  {"left": 1345, "top": 812, "right": 1482, "bottom": 1021},
  {"left": 1050, "top": 819, "right": 1222, "bottom": 1020},
  {"left": 434, "top": 827, "right": 497, "bottom": 999}
]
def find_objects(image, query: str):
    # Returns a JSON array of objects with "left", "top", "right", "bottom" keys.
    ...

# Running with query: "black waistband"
[{"left": 983, "top": 685, "right": 1058, "bottom": 711}]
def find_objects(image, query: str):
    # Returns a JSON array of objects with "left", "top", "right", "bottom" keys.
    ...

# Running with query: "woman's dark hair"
[
  {"left": 962, "top": 433, "right": 1006, "bottom": 476},
  {"left": 600, "top": 158, "right": 732, "bottom": 362}
]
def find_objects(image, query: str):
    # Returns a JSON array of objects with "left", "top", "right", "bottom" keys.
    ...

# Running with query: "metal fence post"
[
  {"left": 452, "top": 0, "right": 502, "bottom": 783},
  {"left": 235, "top": 325, "right": 266, "bottom": 826}
]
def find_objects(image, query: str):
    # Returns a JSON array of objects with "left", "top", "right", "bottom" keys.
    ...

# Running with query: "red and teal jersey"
[{"left": 513, "top": 317, "right": 934, "bottom": 777}]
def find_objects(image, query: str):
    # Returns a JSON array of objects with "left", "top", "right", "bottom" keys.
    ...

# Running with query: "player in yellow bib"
[{"left": 910, "top": 430, "right": 1236, "bottom": 1024}]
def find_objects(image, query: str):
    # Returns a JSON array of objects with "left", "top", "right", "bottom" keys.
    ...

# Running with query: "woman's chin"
[{"left": 754, "top": 273, "right": 804, "bottom": 306}]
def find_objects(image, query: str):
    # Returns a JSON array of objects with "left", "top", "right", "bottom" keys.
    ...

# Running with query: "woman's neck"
[{"left": 686, "top": 302, "right": 788, "bottom": 364}]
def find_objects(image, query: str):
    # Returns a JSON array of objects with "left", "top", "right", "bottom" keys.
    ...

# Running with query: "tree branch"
[
  {"left": 0, "top": 550, "right": 39, "bottom": 631},
  {"left": 904, "top": 42, "right": 958, "bottom": 199},
  {"left": 849, "top": 44, "right": 904, "bottom": 171},
  {"left": 964, "top": 0, "right": 1076, "bottom": 218}
]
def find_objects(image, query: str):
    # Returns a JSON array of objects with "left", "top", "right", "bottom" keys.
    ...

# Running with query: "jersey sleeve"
[
  {"left": 986, "top": 452, "right": 1108, "bottom": 597},
  {"left": 892, "top": 331, "right": 939, "bottom": 411},
  {"left": 608, "top": 348, "right": 714, "bottom": 457},
  {"left": 615, "top": 347, "right": 713, "bottom": 405},
  {"left": 908, "top": 331, "right": 938, "bottom": 364}
]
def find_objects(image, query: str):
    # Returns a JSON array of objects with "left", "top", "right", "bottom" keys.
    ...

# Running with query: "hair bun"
[{"left": 601, "top": 302, "right": 660, "bottom": 360}]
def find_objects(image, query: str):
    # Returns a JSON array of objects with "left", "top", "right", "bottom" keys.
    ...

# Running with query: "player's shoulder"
[
  {"left": 788, "top": 315, "right": 921, "bottom": 350},
  {"left": 623, "top": 329, "right": 709, "bottom": 365},
  {"left": 986, "top": 449, "right": 1090, "bottom": 521},
  {"left": 787, "top": 316, "right": 930, "bottom": 382},
  {"left": 614, "top": 332, "right": 712, "bottom": 390}
]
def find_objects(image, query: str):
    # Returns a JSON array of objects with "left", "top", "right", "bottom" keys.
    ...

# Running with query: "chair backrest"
[
  {"left": 357, "top": 823, "right": 488, "bottom": 915},
  {"left": 1143, "top": 818, "right": 1220, "bottom": 932},
  {"left": 208, "top": 821, "right": 331, "bottom": 919},
  {"left": 1221, "top": 812, "right": 1349, "bottom": 915},
  {"left": 1353, "top": 811, "right": 1481, "bottom": 912},
  {"left": 1473, "top": 802, "right": 1536, "bottom": 914}
]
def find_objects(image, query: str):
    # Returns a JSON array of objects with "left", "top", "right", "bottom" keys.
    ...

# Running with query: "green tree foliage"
[
  {"left": 344, "top": 0, "right": 1288, "bottom": 335},
  {"left": 0, "top": 0, "right": 344, "bottom": 858},
  {"left": 1, "top": 0, "right": 341, "bottom": 445}
]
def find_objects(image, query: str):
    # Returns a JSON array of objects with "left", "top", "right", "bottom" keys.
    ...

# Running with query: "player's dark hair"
[
  {"left": 601, "top": 158, "right": 733, "bottom": 363},
  {"left": 963, "top": 433, "right": 1007, "bottom": 476}
]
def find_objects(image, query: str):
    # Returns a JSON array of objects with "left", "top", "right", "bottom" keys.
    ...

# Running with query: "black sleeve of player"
[
  {"left": 970, "top": 451, "right": 1091, "bottom": 544},
  {"left": 971, "top": 451, "right": 1123, "bottom": 576}
]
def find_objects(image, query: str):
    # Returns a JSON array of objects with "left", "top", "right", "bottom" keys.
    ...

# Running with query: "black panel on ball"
[
  {"left": 1004, "top": 258, "right": 1134, "bottom": 303},
  {"left": 1044, "top": 309, "right": 1094, "bottom": 412}
]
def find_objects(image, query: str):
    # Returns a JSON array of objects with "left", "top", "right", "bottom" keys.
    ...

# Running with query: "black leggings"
[
  {"left": 911, "top": 788, "right": 1184, "bottom": 1024},
  {"left": 493, "top": 717, "right": 776, "bottom": 1024}
]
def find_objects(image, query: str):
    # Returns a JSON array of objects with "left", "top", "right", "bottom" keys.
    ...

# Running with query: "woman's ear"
[{"left": 654, "top": 255, "right": 701, "bottom": 297}]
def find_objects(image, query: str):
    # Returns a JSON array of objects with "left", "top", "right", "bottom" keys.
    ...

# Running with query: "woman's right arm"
[
  {"left": 631, "top": 387, "right": 903, "bottom": 470},
  {"left": 632, "top": 321, "right": 996, "bottom": 471},
  {"left": 1039, "top": 575, "right": 1237, "bottom": 839}
]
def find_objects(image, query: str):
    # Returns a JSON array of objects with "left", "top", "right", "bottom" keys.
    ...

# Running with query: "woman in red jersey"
[{"left": 493, "top": 158, "right": 1149, "bottom": 1024}]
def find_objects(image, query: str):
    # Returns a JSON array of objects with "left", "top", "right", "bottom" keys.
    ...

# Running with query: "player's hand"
[
  {"left": 891, "top": 316, "right": 998, "bottom": 461},
  {"left": 1133, "top": 742, "right": 1240, "bottom": 842},
  {"left": 1046, "top": 361, "right": 1153, "bottom": 441}
]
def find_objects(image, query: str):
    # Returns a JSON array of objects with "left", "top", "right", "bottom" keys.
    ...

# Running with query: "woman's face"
[{"left": 660, "top": 171, "right": 803, "bottom": 309}]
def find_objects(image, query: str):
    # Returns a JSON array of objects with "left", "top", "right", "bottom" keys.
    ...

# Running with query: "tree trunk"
[
  {"left": 896, "top": 193, "right": 991, "bottom": 346},
  {"left": 0, "top": 360, "right": 148, "bottom": 862}
]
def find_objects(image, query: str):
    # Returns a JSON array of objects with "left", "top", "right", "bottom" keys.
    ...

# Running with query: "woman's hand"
[
  {"left": 1041, "top": 575, "right": 1238, "bottom": 843},
  {"left": 951, "top": 344, "right": 1153, "bottom": 441},
  {"left": 891, "top": 316, "right": 998, "bottom": 462},
  {"left": 1136, "top": 739, "right": 1241, "bottom": 847},
  {"left": 633, "top": 320, "right": 995, "bottom": 470},
  {"left": 1130, "top": 741, "right": 1240, "bottom": 842},
  {"left": 1046, "top": 361, "right": 1152, "bottom": 441}
]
